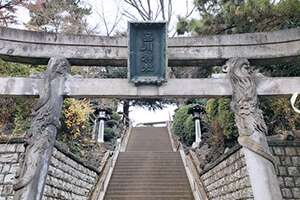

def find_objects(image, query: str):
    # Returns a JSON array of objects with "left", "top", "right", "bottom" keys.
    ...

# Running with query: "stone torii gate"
[{"left": 0, "top": 25, "right": 299, "bottom": 200}]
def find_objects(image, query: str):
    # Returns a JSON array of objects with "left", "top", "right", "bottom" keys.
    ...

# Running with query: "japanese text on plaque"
[{"left": 140, "top": 32, "right": 154, "bottom": 72}]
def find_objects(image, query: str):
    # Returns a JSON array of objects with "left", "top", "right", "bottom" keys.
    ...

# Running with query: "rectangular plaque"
[{"left": 128, "top": 22, "right": 167, "bottom": 85}]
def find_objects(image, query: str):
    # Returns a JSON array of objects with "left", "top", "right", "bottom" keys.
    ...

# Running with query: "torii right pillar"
[{"left": 224, "top": 58, "right": 282, "bottom": 200}]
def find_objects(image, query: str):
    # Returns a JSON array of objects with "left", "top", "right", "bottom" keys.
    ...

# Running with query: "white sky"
[
  {"left": 129, "top": 104, "right": 178, "bottom": 126},
  {"left": 87, "top": 0, "right": 198, "bottom": 36},
  {"left": 14, "top": 0, "right": 197, "bottom": 125},
  {"left": 15, "top": 0, "right": 198, "bottom": 36}
]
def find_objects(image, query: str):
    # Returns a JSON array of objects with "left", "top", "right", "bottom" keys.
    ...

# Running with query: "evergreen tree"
[
  {"left": 177, "top": 0, "right": 300, "bottom": 35},
  {"left": 26, "top": 0, "right": 91, "bottom": 33},
  {"left": 0, "top": 0, "right": 27, "bottom": 26},
  {"left": 176, "top": 0, "right": 300, "bottom": 143}
]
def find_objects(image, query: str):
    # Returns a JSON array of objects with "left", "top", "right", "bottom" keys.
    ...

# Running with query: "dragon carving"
[
  {"left": 13, "top": 57, "right": 70, "bottom": 200},
  {"left": 223, "top": 57, "right": 276, "bottom": 166}
]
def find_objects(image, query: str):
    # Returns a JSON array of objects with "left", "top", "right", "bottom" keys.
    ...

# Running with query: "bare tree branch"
[
  {"left": 154, "top": 0, "right": 162, "bottom": 21},
  {"left": 167, "top": 0, "right": 172, "bottom": 27},
  {"left": 160, "top": 0, "right": 165, "bottom": 20},
  {"left": 96, "top": 0, "right": 123, "bottom": 36},
  {"left": 184, "top": 0, "right": 196, "bottom": 19},
  {"left": 124, "top": 0, "right": 148, "bottom": 20},
  {"left": 146, "top": 0, "right": 152, "bottom": 20},
  {"left": 136, "top": 0, "right": 149, "bottom": 19},
  {"left": 122, "top": 10, "right": 138, "bottom": 21},
  {"left": 0, "top": 0, "right": 26, "bottom": 26}
]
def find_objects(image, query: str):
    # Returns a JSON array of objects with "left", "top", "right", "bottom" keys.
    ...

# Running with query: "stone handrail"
[
  {"left": 89, "top": 150, "right": 111, "bottom": 200},
  {"left": 0, "top": 27, "right": 299, "bottom": 66},
  {"left": 179, "top": 144, "right": 208, "bottom": 200},
  {"left": 166, "top": 121, "right": 180, "bottom": 152},
  {"left": 166, "top": 121, "right": 208, "bottom": 199},
  {"left": 89, "top": 150, "right": 110, "bottom": 199},
  {"left": 185, "top": 151, "right": 209, "bottom": 200},
  {"left": 120, "top": 125, "right": 132, "bottom": 152}
]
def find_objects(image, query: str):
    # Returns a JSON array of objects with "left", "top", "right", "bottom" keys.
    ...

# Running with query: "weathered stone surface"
[
  {"left": 3, "top": 76, "right": 300, "bottom": 98},
  {"left": 295, "top": 177, "right": 300, "bottom": 186},
  {"left": 0, "top": 26, "right": 299, "bottom": 66},
  {"left": 279, "top": 166, "right": 288, "bottom": 176},
  {"left": 0, "top": 154, "right": 18, "bottom": 163},
  {"left": 201, "top": 148, "right": 253, "bottom": 200},
  {"left": 13, "top": 57, "right": 70, "bottom": 200},
  {"left": 225, "top": 57, "right": 282, "bottom": 200},
  {"left": 269, "top": 139, "right": 300, "bottom": 200},
  {"left": 274, "top": 147, "right": 286, "bottom": 156},
  {"left": 286, "top": 148, "right": 298, "bottom": 156},
  {"left": 0, "top": 145, "right": 16, "bottom": 153},
  {"left": 281, "top": 156, "right": 292, "bottom": 165},
  {"left": 288, "top": 167, "right": 299, "bottom": 176},
  {"left": 0, "top": 142, "right": 25, "bottom": 200},
  {"left": 42, "top": 147, "right": 98, "bottom": 200},
  {"left": 292, "top": 188, "right": 300, "bottom": 198},
  {"left": 0, "top": 140, "right": 100, "bottom": 200},
  {"left": 282, "top": 188, "right": 293, "bottom": 198},
  {"left": 284, "top": 177, "right": 295, "bottom": 187}
]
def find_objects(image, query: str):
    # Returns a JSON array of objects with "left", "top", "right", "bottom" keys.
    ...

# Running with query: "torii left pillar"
[{"left": 13, "top": 57, "right": 70, "bottom": 200}]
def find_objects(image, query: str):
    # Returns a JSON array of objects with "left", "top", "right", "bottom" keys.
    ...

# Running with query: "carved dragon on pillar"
[
  {"left": 223, "top": 57, "right": 276, "bottom": 166},
  {"left": 13, "top": 57, "right": 70, "bottom": 200}
]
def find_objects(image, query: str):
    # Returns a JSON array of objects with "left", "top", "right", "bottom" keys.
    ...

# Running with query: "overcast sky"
[
  {"left": 15, "top": 0, "right": 198, "bottom": 36},
  {"left": 14, "top": 0, "right": 198, "bottom": 125}
]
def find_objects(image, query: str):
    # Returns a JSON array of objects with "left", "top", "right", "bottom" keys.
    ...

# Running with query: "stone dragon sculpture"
[
  {"left": 223, "top": 57, "right": 276, "bottom": 166},
  {"left": 13, "top": 57, "right": 70, "bottom": 200}
]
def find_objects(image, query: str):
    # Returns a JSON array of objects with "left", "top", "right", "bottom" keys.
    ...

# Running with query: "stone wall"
[
  {"left": 0, "top": 138, "right": 100, "bottom": 200},
  {"left": 42, "top": 144, "right": 99, "bottom": 200},
  {"left": 269, "top": 139, "right": 300, "bottom": 200},
  {"left": 0, "top": 139, "right": 25, "bottom": 200},
  {"left": 200, "top": 146, "right": 253, "bottom": 200}
]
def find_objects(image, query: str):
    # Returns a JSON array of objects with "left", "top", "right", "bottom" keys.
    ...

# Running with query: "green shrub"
[
  {"left": 183, "top": 115, "right": 195, "bottom": 144},
  {"left": 104, "top": 127, "right": 115, "bottom": 141},
  {"left": 0, "top": 59, "right": 46, "bottom": 77},
  {"left": 12, "top": 98, "right": 36, "bottom": 136},
  {"left": 206, "top": 98, "right": 238, "bottom": 142},
  {"left": 260, "top": 96, "right": 300, "bottom": 134},
  {"left": 0, "top": 60, "right": 46, "bottom": 135},
  {"left": 172, "top": 105, "right": 195, "bottom": 145}
]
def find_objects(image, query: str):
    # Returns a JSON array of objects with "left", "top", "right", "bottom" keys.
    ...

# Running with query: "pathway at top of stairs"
[{"left": 104, "top": 127, "right": 194, "bottom": 200}]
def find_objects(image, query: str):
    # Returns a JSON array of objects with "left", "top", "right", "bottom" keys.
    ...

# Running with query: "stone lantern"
[
  {"left": 188, "top": 104, "right": 205, "bottom": 148},
  {"left": 92, "top": 105, "right": 111, "bottom": 143}
]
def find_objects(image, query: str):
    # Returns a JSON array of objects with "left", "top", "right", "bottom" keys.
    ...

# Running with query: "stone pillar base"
[{"left": 192, "top": 142, "right": 200, "bottom": 149}]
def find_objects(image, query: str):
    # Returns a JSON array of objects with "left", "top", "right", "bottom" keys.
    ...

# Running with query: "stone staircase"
[{"left": 104, "top": 127, "right": 194, "bottom": 200}]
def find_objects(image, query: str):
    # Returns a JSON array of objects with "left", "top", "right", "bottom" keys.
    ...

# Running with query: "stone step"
[
  {"left": 126, "top": 127, "right": 172, "bottom": 152},
  {"left": 105, "top": 194, "right": 194, "bottom": 200},
  {"left": 104, "top": 127, "right": 194, "bottom": 200},
  {"left": 106, "top": 185, "right": 192, "bottom": 190},
  {"left": 108, "top": 177, "right": 190, "bottom": 182},
  {"left": 110, "top": 175, "right": 188, "bottom": 179},
  {"left": 107, "top": 178, "right": 190, "bottom": 183},
  {"left": 115, "top": 162, "right": 183, "bottom": 166},
  {"left": 112, "top": 170, "right": 186, "bottom": 174},
  {"left": 108, "top": 182, "right": 190, "bottom": 187},
  {"left": 105, "top": 190, "right": 193, "bottom": 196},
  {"left": 118, "top": 154, "right": 180, "bottom": 158}
]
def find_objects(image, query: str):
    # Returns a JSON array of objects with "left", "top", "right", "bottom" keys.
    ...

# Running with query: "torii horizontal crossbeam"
[
  {"left": 0, "top": 27, "right": 299, "bottom": 66},
  {"left": 0, "top": 77, "right": 299, "bottom": 98}
]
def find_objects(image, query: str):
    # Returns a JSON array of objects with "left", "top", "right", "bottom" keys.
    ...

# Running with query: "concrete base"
[
  {"left": 243, "top": 132, "right": 282, "bottom": 200},
  {"left": 192, "top": 142, "right": 200, "bottom": 149}
]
